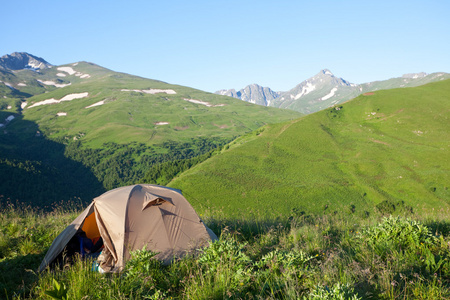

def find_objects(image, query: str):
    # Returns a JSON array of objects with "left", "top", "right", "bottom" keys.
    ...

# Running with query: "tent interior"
[{"left": 51, "top": 210, "right": 103, "bottom": 269}]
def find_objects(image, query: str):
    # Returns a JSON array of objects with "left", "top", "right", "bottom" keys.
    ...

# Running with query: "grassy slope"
[
  {"left": 18, "top": 62, "right": 301, "bottom": 148},
  {"left": 169, "top": 80, "right": 450, "bottom": 218}
]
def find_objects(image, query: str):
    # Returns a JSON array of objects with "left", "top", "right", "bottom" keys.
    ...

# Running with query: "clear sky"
[{"left": 2, "top": 0, "right": 449, "bottom": 92}]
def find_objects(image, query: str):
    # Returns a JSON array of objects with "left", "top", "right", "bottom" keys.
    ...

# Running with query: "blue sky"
[{"left": 2, "top": 0, "right": 449, "bottom": 92}]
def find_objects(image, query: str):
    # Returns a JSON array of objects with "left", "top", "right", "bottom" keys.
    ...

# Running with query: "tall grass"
[
  {"left": 0, "top": 200, "right": 81, "bottom": 299},
  {"left": 2, "top": 201, "right": 450, "bottom": 299}
]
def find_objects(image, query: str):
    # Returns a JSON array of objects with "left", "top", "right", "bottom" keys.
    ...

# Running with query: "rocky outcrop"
[
  {"left": 216, "top": 84, "right": 280, "bottom": 106},
  {"left": 0, "top": 52, "right": 52, "bottom": 71}
]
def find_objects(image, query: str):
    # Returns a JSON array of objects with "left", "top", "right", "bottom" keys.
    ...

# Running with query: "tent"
[{"left": 39, "top": 184, "right": 217, "bottom": 273}]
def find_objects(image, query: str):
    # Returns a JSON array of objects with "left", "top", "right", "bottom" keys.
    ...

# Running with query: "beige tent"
[{"left": 39, "top": 184, "right": 217, "bottom": 273}]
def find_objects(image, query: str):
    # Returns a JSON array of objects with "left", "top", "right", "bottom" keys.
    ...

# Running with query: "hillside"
[
  {"left": 0, "top": 53, "right": 301, "bottom": 205},
  {"left": 16, "top": 61, "right": 300, "bottom": 147},
  {"left": 170, "top": 80, "right": 450, "bottom": 218}
]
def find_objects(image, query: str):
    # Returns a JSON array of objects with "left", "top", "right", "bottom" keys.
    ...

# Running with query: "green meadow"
[
  {"left": 2, "top": 202, "right": 450, "bottom": 299},
  {"left": 20, "top": 62, "right": 301, "bottom": 148},
  {"left": 169, "top": 80, "right": 450, "bottom": 218}
]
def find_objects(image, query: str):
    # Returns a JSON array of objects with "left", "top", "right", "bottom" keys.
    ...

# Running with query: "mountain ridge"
[{"left": 216, "top": 69, "right": 450, "bottom": 114}]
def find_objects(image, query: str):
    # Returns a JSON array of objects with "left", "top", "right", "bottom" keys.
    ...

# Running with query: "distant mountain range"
[{"left": 216, "top": 69, "right": 450, "bottom": 114}]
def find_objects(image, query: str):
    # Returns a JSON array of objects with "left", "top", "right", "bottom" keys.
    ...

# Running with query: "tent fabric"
[
  {"left": 39, "top": 184, "right": 217, "bottom": 273},
  {"left": 38, "top": 203, "right": 94, "bottom": 272}
]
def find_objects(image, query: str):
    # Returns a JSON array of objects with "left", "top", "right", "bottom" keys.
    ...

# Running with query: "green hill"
[
  {"left": 16, "top": 62, "right": 300, "bottom": 147},
  {"left": 0, "top": 59, "right": 301, "bottom": 205},
  {"left": 169, "top": 80, "right": 450, "bottom": 218}
]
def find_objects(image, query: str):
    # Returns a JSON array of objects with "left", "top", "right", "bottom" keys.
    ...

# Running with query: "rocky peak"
[
  {"left": 319, "top": 69, "right": 334, "bottom": 76},
  {"left": 215, "top": 84, "right": 280, "bottom": 106},
  {"left": 0, "top": 52, "right": 52, "bottom": 71}
]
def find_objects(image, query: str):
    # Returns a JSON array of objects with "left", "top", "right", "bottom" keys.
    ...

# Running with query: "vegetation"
[
  {"left": 1, "top": 61, "right": 300, "bottom": 206},
  {"left": 64, "top": 137, "right": 230, "bottom": 190},
  {"left": 0, "top": 132, "right": 229, "bottom": 206},
  {"left": 2, "top": 201, "right": 450, "bottom": 299},
  {"left": 15, "top": 62, "right": 301, "bottom": 148},
  {"left": 169, "top": 80, "right": 450, "bottom": 218}
]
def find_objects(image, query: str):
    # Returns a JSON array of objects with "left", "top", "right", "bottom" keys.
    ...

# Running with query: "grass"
[
  {"left": 2, "top": 200, "right": 450, "bottom": 299},
  {"left": 168, "top": 80, "right": 450, "bottom": 218},
  {"left": 12, "top": 62, "right": 301, "bottom": 148}
]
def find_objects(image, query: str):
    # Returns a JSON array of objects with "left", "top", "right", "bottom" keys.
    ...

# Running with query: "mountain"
[
  {"left": 171, "top": 79, "right": 450, "bottom": 218},
  {"left": 216, "top": 70, "right": 450, "bottom": 114},
  {"left": 0, "top": 53, "right": 300, "bottom": 146},
  {"left": 216, "top": 84, "right": 280, "bottom": 106},
  {"left": 0, "top": 52, "right": 52, "bottom": 71},
  {"left": 0, "top": 52, "right": 301, "bottom": 206},
  {"left": 274, "top": 69, "right": 359, "bottom": 114}
]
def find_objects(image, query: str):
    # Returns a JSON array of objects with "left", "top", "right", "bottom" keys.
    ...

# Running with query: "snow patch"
[
  {"left": 57, "top": 112, "right": 67, "bottom": 116},
  {"left": 324, "top": 70, "right": 333, "bottom": 75},
  {"left": 183, "top": 98, "right": 225, "bottom": 107},
  {"left": 57, "top": 66, "right": 90, "bottom": 78},
  {"left": 155, "top": 122, "right": 169, "bottom": 125},
  {"left": 56, "top": 73, "right": 67, "bottom": 77},
  {"left": 6, "top": 115, "right": 15, "bottom": 122},
  {"left": 21, "top": 102, "right": 28, "bottom": 109},
  {"left": 28, "top": 61, "right": 43, "bottom": 69},
  {"left": 85, "top": 100, "right": 105, "bottom": 108},
  {"left": 321, "top": 87, "right": 338, "bottom": 101},
  {"left": 60, "top": 92, "right": 89, "bottom": 101},
  {"left": 17, "top": 83, "right": 27, "bottom": 86},
  {"left": 57, "top": 66, "right": 76, "bottom": 75},
  {"left": 28, "top": 92, "right": 89, "bottom": 108},
  {"left": 37, "top": 80, "right": 71, "bottom": 88},
  {"left": 7, "top": 105, "right": 12, "bottom": 109},
  {"left": 294, "top": 82, "right": 316, "bottom": 100},
  {"left": 1, "top": 81, "right": 15, "bottom": 89},
  {"left": 121, "top": 88, "right": 177, "bottom": 94}
]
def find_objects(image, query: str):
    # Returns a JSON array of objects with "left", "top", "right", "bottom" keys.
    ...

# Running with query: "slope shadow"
[
  {"left": 0, "top": 252, "right": 42, "bottom": 299},
  {"left": 0, "top": 115, "right": 105, "bottom": 208}
]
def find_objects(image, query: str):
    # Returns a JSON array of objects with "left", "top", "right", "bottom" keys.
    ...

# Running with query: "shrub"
[{"left": 304, "top": 283, "right": 361, "bottom": 300}]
